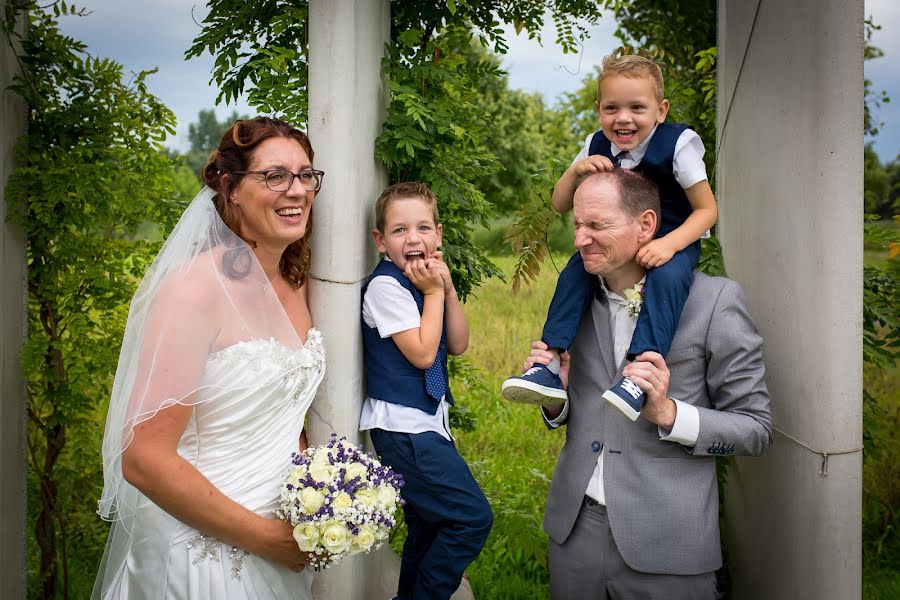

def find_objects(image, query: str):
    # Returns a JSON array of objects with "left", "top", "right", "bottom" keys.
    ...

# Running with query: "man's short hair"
[
  {"left": 597, "top": 53, "right": 665, "bottom": 103},
  {"left": 374, "top": 181, "right": 440, "bottom": 233},
  {"left": 578, "top": 170, "right": 661, "bottom": 228}
]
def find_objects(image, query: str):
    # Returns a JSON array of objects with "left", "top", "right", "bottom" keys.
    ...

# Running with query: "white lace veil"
[{"left": 92, "top": 186, "right": 307, "bottom": 597}]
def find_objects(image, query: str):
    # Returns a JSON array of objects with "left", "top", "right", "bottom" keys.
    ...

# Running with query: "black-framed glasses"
[{"left": 233, "top": 169, "right": 325, "bottom": 192}]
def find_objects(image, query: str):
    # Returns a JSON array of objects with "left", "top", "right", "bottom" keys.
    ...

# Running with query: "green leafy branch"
[
  {"left": 5, "top": 3, "right": 182, "bottom": 596},
  {"left": 504, "top": 158, "right": 568, "bottom": 293}
]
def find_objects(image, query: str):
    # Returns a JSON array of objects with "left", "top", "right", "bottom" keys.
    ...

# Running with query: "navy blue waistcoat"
[
  {"left": 361, "top": 259, "right": 453, "bottom": 415},
  {"left": 589, "top": 122, "right": 693, "bottom": 236}
]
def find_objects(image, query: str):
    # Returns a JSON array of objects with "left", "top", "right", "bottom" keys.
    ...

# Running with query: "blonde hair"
[
  {"left": 597, "top": 53, "right": 665, "bottom": 103},
  {"left": 374, "top": 182, "right": 440, "bottom": 233}
]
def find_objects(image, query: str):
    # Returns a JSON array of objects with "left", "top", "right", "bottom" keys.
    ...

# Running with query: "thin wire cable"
[{"left": 714, "top": 0, "right": 763, "bottom": 170}]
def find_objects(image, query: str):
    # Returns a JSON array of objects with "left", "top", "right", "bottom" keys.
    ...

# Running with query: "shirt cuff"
[
  {"left": 542, "top": 401, "right": 569, "bottom": 429},
  {"left": 659, "top": 399, "right": 699, "bottom": 446}
]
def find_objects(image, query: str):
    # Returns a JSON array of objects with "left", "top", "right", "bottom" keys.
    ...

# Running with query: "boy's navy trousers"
[
  {"left": 370, "top": 428, "right": 492, "bottom": 600},
  {"left": 542, "top": 240, "right": 701, "bottom": 360}
]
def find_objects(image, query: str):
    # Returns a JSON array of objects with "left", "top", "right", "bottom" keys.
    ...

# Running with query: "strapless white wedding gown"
[{"left": 113, "top": 331, "right": 325, "bottom": 599}]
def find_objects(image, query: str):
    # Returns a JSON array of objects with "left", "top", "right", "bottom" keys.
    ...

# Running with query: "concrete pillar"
[
  {"left": 306, "top": 1, "right": 389, "bottom": 598},
  {"left": 717, "top": 1, "right": 863, "bottom": 599},
  {"left": 0, "top": 3, "right": 28, "bottom": 598}
]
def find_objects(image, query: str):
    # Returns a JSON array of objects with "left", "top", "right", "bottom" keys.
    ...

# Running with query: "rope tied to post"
[{"left": 773, "top": 426, "right": 863, "bottom": 476}]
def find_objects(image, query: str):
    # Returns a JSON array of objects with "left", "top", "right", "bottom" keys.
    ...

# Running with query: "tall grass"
[
  {"left": 863, "top": 361, "right": 900, "bottom": 598},
  {"left": 453, "top": 255, "right": 567, "bottom": 598}
]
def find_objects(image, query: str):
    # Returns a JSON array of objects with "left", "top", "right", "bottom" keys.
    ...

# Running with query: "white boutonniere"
[{"left": 623, "top": 281, "right": 646, "bottom": 317}]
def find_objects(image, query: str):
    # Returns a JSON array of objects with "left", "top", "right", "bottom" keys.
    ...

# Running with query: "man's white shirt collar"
[{"left": 598, "top": 275, "right": 647, "bottom": 304}]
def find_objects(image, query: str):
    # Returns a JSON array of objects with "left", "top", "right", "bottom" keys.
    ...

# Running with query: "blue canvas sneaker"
[
  {"left": 602, "top": 376, "right": 645, "bottom": 421},
  {"left": 501, "top": 364, "right": 568, "bottom": 406}
]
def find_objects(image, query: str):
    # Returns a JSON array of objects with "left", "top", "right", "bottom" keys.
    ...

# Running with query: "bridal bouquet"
[{"left": 277, "top": 434, "right": 404, "bottom": 570}]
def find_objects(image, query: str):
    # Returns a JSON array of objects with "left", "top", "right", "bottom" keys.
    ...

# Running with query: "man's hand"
[
  {"left": 623, "top": 351, "right": 677, "bottom": 429},
  {"left": 524, "top": 341, "right": 570, "bottom": 388},
  {"left": 636, "top": 237, "right": 678, "bottom": 269},
  {"left": 405, "top": 258, "right": 444, "bottom": 296},
  {"left": 523, "top": 341, "right": 571, "bottom": 420}
]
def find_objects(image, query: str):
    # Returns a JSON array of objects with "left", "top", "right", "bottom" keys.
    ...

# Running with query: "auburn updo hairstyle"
[{"left": 201, "top": 117, "right": 315, "bottom": 289}]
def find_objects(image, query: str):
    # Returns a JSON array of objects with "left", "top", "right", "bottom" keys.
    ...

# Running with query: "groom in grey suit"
[{"left": 526, "top": 170, "right": 773, "bottom": 599}]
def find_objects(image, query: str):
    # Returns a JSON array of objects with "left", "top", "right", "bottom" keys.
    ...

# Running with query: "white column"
[
  {"left": 717, "top": 1, "right": 863, "bottom": 598},
  {"left": 0, "top": 4, "right": 28, "bottom": 597},
  {"left": 307, "top": 1, "right": 389, "bottom": 598}
]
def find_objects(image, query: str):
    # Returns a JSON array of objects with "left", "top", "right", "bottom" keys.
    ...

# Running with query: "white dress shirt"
[{"left": 544, "top": 276, "right": 700, "bottom": 505}]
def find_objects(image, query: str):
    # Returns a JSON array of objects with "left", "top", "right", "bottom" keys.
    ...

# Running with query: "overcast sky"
[{"left": 57, "top": 1, "right": 898, "bottom": 161}]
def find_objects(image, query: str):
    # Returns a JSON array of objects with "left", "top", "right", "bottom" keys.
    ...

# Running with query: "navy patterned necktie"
[
  {"left": 612, "top": 151, "right": 627, "bottom": 168},
  {"left": 425, "top": 345, "right": 447, "bottom": 401},
  {"left": 413, "top": 290, "right": 447, "bottom": 401}
]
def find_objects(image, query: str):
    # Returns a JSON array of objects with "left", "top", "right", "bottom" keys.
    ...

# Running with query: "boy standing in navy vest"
[
  {"left": 503, "top": 53, "right": 719, "bottom": 422},
  {"left": 360, "top": 182, "right": 492, "bottom": 600}
]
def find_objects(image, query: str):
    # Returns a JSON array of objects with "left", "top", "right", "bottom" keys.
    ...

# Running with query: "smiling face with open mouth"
[
  {"left": 230, "top": 136, "right": 315, "bottom": 253},
  {"left": 373, "top": 196, "right": 442, "bottom": 271},
  {"left": 595, "top": 73, "right": 669, "bottom": 152}
]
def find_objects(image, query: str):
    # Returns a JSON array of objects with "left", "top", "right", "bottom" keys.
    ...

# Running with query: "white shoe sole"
[
  {"left": 501, "top": 379, "right": 568, "bottom": 407},
  {"left": 602, "top": 390, "right": 641, "bottom": 421}
]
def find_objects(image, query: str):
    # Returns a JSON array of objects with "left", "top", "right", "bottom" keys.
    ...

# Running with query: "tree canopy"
[{"left": 187, "top": 0, "right": 607, "bottom": 299}]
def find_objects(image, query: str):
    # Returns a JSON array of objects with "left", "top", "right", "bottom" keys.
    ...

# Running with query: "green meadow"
[{"left": 455, "top": 254, "right": 564, "bottom": 598}]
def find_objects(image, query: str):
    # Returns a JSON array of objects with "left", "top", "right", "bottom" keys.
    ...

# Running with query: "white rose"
[
  {"left": 287, "top": 465, "right": 308, "bottom": 488},
  {"left": 350, "top": 523, "right": 377, "bottom": 554},
  {"left": 299, "top": 487, "right": 326, "bottom": 514},
  {"left": 344, "top": 461, "right": 368, "bottom": 483},
  {"left": 292, "top": 522, "right": 320, "bottom": 552},
  {"left": 377, "top": 484, "right": 398, "bottom": 508},
  {"left": 312, "top": 447, "right": 331, "bottom": 465},
  {"left": 321, "top": 520, "right": 352, "bottom": 555},
  {"left": 355, "top": 487, "right": 378, "bottom": 508},
  {"left": 333, "top": 491, "right": 353, "bottom": 511},
  {"left": 309, "top": 462, "right": 337, "bottom": 484}
]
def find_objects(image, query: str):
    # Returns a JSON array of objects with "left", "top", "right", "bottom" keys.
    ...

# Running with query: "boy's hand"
[
  {"left": 405, "top": 258, "right": 445, "bottom": 296},
  {"left": 571, "top": 155, "right": 617, "bottom": 178},
  {"left": 426, "top": 251, "right": 455, "bottom": 294},
  {"left": 637, "top": 238, "right": 678, "bottom": 268}
]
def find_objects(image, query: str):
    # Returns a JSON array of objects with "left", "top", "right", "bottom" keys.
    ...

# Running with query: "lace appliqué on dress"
[
  {"left": 187, "top": 535, "right": 248, "bottom": 580},
  {"left": 208, "top": 330, "right": 326, "bottom": 399}
]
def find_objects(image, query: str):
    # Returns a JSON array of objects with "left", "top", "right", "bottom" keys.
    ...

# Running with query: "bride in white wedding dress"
[{"left": 93, "top": 118, "right": 327, "bottom": 599}]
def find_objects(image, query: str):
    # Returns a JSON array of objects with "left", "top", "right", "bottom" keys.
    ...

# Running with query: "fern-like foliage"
[{"left": 505, "top": 158, "right": 569, "bottom": 293}]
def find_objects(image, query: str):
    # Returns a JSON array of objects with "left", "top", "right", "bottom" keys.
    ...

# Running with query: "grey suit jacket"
[{"left": 543, "top": 273, "right": 773, "bottom": 575}]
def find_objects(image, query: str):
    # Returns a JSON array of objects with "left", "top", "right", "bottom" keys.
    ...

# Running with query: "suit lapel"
[{"left": 589, "top": 292, "right": 618, "bottom": 383}]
